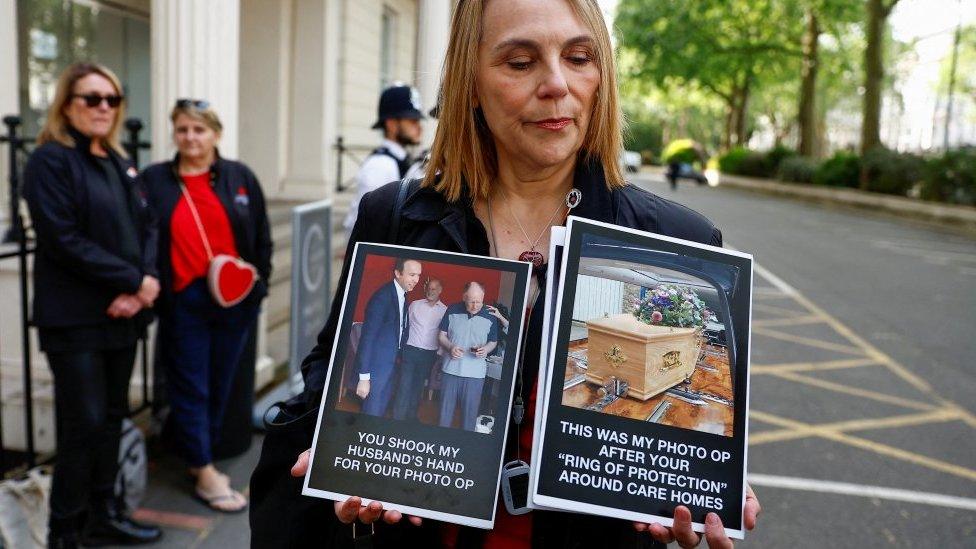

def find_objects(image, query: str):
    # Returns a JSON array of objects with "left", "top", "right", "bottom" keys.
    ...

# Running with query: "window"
[
  {"left": 16, "top": 0, "right": 151, "bottom": 138},
  {"left": 379, "top": 6, "right": 397, "bottom": 90}
]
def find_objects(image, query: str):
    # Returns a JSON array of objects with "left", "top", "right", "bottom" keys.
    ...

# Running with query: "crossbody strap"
[
  {"left": 178, "top": 183, "right": 215, "bottom": 261},
  {"left": 386, "top": 175, "right": 412, "bottom": 243}
]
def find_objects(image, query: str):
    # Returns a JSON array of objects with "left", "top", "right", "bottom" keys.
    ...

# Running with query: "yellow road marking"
[
  {"left": 784, "top": 290, "right": 934, "bottom": 394},
  {"left": 749, "top": 408, "right": 962, "bottom": 445},
  {"left": 753, "top": 290, "right": 793, "bottom": 300},
  {"left": 753, "top": 303, "right": 811, "bottom": 318},
  {"left": 752, "top": 315, "right": 827, "bottom": 328},
  {"left": 767, "top": 370, "right": 936, "bottom": 411},
  {"left": 751, "top": 357, "right": 879, "bottom": 374},
  {"left": 782, "top": 288, "right": 976, "bottom": 429},
  {"left": 752, "top": 327, "right": 869, "bottom": 356},
  {"left": 750, "top": 410, "right": 976, "bottom": 481}
]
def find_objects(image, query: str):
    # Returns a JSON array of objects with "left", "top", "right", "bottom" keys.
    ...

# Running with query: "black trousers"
[
  {"left": 392, "top": 345, "right": 437, "bottom": 421},
  {"left": 46, "top": 345, "right": 136, "bottom": 528}
]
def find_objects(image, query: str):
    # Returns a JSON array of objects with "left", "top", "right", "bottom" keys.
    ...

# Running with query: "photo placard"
[
  {"left": 532, "top": 217, "right": 753, "bottom": 538},
  {"left": 303, "top": 243, "right": 531, "bottom": 528}
]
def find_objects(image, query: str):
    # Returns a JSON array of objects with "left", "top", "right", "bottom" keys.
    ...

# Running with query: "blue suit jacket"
[{"left": 355, "top": 281, "right": 405, "bottom": 387}]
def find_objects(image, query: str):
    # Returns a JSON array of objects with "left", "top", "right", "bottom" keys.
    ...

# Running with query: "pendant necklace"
[{"left": 487, "top": 187, "right": 582, "bottom": 268}]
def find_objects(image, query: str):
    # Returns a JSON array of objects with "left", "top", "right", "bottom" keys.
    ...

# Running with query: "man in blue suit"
[{"left": 355, "top": 258, "right": 422, "bottom": 416}]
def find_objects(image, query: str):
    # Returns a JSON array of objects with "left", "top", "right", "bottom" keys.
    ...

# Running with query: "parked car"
[{"left": 621, "top": 150, "right": 642, "bottom": 173}]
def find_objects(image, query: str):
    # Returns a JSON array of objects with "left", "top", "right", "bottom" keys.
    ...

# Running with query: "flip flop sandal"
[{"left": 194, "top": 488, "right": 248, "bottom": 514}]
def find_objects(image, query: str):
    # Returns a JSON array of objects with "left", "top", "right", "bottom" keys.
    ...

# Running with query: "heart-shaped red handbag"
[
  {"left": 180, "top": 183, "right": 259, "bottom": 308},
  {"left": 208, "top": 254, "right": 258, "bottom": 307}
]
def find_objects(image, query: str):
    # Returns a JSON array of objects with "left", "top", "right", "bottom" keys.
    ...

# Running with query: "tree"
[
  {"left": 798, "top": 7, "right": 821, "bottom": 156},
  {"left": 936, "top": 25, "right": 976, "bottom": 146},
  {"left": 860, "top": 0, "right": 900, "bottom": 162},
  {"left": 792, "top": 0, "right": 860, "bottom": 156},
  {"left": 616, "top": 0, "right": 804, "bottom": 150}
]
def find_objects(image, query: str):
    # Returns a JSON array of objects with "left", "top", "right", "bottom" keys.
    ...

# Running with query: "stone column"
[
  {"left": 239, "top": 0, "right": 291, "bottom": 196},
  {"left": 0, "top": 0, "right": 18, "bottom": 229},
  {"left": 277, "top": 0, "right": 343, "bottom": 200},
  {"left": 415, "top": 0, "right": 451, "bottom": 148},
  {"left": 150, "top": 0, "right": 240, "bottom": 161}
]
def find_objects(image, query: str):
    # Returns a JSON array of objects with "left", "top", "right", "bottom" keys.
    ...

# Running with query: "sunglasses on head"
[
  {"left": 73, "top": 93, "right": 124, "bottom": 108},
  {"left": 175, "top": 98, "right": 211, "bottom": 110}
]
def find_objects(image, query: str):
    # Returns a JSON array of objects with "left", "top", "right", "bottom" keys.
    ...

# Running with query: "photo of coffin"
[{"left": 572, "top": 235, "right": 741, "bottom": 402}]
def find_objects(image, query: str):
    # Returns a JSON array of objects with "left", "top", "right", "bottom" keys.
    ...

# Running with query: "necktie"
[{"left": 400, "top": 299, "right": 409, "bottom": 349}]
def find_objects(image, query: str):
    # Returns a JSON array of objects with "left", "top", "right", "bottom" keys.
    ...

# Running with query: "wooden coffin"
[{"left": 585, "top": 314, "right": 701, "bottom": 401}]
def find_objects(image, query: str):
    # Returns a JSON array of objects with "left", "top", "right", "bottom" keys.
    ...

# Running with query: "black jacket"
[
  {"left": 140, "top": 154, "right": 273, "bottom": 309},
  {"left": 249, "top": 157, "right": 719, "bottom": 549},
  {"left": 22, "top": 128, "right": 158, "bottom": 328}
]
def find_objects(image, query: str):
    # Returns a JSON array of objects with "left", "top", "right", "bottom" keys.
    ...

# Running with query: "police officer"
[{"left": 343, "top": 84, "right": 425, "bottom": 232}]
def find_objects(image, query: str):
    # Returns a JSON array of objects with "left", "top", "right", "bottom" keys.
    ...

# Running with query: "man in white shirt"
[
  {"left": 343, "top": 84, "right": 425, "bottom": 233},
  {"left": 392, "top": 278, "right": 447, "bottom": 422}
]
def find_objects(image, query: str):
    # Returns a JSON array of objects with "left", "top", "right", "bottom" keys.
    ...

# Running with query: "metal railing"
[
  {"left": 0, "top": 115, "right": 153, "bottom": 477},
  {"left": 334, "top": 136, "right": 371, "bottom": 193}
]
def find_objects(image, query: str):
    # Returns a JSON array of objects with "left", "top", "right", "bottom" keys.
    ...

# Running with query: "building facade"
[{"left": 0, "top": 0, "right": 451, "bottom": 452}]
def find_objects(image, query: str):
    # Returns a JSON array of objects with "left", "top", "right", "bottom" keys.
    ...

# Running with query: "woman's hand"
[
  {"left": 107, "top": 294, "right": 143, "bottom": 318},
  {"left": 633, "top": 485, "right": 760, "bottom": 548},
  {"left": 137, "top": 275, "right": 160, "bottom": 306},
  {"left": 290, "top": 450, "right": 422, "bottom": 527}
]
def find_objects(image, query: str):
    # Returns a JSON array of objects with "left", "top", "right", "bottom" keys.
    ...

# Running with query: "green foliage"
[
  {"left": 763, "top": 145, "right": 798, "bottom": 176},
  {"left": 615, "top": 0, "right": 805, "bottom": 146},
  {"left": 920, "top": 147, "right": 976, "bottom": 206},
  {"left": 716, "top": 147, "right": 748, "bottom": 173},
  {"left": 861, "top": 147, "right": 925, "bottom": 196},
  {"left": 623, "top": 113, "right": 663, "bottom": 160},
  {"left": 777, "top": 156, "right": 819, "bottom": 184},
  {"left": 813, "top": 152, "right": 861, "bottom": 187},
  {"left": 717, "top": 145, "right": 796, "bottom": 178},
  {"left": 662, "top": 139, "right": 700, "bottom": 165}
]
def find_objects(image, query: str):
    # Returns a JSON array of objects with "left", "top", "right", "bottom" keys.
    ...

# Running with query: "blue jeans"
[{"left": 163, "top": 279, "right": 258, "bottom": 467}]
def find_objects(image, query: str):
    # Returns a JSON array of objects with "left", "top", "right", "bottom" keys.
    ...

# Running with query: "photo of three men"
[{"left": 336, "top": 256, "right": 516, "bottom": 433}]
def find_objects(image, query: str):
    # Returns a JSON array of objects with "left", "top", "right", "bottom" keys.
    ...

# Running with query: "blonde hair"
[
  {"left": 37, "top": 62, "right": 128, "bottom": 157},
  {"left": 423, "top": 0, "right": 624, "bottom": 202},
  {"left": 170, "top": 103, "right": 224, "bottom": 134}
]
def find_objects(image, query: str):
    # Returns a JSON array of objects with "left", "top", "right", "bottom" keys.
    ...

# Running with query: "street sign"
[
  {"left": 254, "top": 198, "right": 332, "bottom": 428},
  {"left": 290, "top": 199, "right": 333, "bottom": 383}
]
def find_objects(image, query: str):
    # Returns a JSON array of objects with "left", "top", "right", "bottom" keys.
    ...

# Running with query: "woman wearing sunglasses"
[
  {"left": 141, "top": 100, "right": 272, "bottom": 514},
  {"left": 22, "top": 62, "right": 162, "bottom": 548}
]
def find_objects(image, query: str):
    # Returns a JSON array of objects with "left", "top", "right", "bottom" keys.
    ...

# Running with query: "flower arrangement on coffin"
[
  {"left": 633, "top": 284, "right": 716, "bottom": 330},
  {"left": 584, "top": 284, "right": 715, "bottom": 400}
]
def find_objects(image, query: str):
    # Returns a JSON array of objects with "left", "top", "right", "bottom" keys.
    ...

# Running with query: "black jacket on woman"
[
  {"left": 139, "top": 154, "right": 273, "bottom": 310},
  {"left": 249, "top": 157, "right": 720, "bottom": 549},
  {"left": 23, "top": 127, "right": 158, "bottom": 330}
]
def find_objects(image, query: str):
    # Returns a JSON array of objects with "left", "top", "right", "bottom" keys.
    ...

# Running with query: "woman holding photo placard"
[{"left": 251, "top": 0, "right": 760, "bottom": 547}]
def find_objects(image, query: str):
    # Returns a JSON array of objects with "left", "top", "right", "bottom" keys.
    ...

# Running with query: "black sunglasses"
[
  {"left": 73, "top": 93, "right": 124, "bottom": 108},
  {"left": 175, "top": 98, "right": 211, "bottom": 110}
]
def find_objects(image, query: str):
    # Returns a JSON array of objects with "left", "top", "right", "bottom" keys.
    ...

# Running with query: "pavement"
[
  {"left": 115, "top": 169, "right": 975, "bottom": 548},
  {"left": 122, "top": 435, "right": 262, "bottom": 548}
]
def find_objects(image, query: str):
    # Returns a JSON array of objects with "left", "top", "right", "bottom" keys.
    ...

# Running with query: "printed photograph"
[
  {"left": 559, "top": 233, "right": 741, "bottom": 438},
  {"left": 334, "top": 254, "right": 522, "bottom": 435}
]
